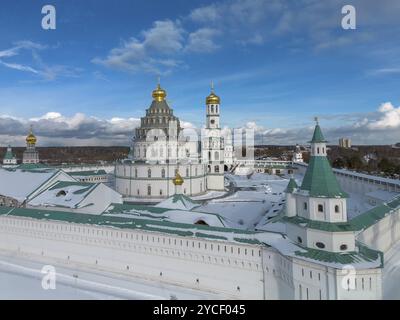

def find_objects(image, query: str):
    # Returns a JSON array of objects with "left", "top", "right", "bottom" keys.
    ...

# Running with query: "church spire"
[{"left": 300, "top": 120, "right": 347, "bottom": 198}]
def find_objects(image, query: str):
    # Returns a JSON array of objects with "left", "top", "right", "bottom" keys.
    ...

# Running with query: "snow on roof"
[
  {"left": 365, "top": 190, "right": 398, "bottom": 201},
  {"left": 28, "top": 181, "right": 97, "bottom": 209},
  {"left": 104, "top": 201, "right": 226, "bottom": 228},
  {"left": 155, "top": 194, "right": 201, "bottom": 210},
  {"left": 0, "top": 168, "right": 58, "bottom": 202},
  {"left": 69, "top": 170, "right": 107, "bottom": 177}
]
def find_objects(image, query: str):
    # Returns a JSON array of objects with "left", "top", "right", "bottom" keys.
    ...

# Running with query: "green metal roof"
[
  {"left": 283, "top": 215, "right": 356, "bottom": 232},
  {"left": 300, "top": 156, "right": 348, "bottom": 198},
  {"left": 310, "top": 124, "right": 327, "bottom": 143},
  {"left": 295, "top": 242, "right": 383, "bottom": 267},
  {"left": 69, "top": 170, "right": 107, "bottom": 176},
  {"left": 17, "top": 163, "right": 50, "bottom": 171},
  {"left": 0, "top": 206, "right": 261, "bottom": 244},
  {"left": 3, "top": 148, "right": 15, "bottom": 160},
  {"left": 350, "top": 195, "right": 400, "bottom": 230},
  {"left": 285, "top": 178, "right": 298, "bottom": 193}
]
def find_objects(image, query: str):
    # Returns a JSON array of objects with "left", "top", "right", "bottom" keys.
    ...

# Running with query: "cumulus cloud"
[
  {"left": 92, "top": 20, "right": 186, "bottom": 75},
  {"left": 0, "top": 112, "right": 140, "bottom": 146},
  {"left": 230, "top": 102, "right": 400, "bottom": 145},
  {"left": 2, "top": 102, "right": 400, "bottom": 147},
  {"left": 185, "top": 28, "right": 221, "bottom": 53}
]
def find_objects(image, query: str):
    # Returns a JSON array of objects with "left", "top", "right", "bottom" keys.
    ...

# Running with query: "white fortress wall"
[
  {"left": 356, "top": 207, "right": 400, "bottom": 253},
  {"left": 0, "top": 215, "right": 268, "bottom": 299}
]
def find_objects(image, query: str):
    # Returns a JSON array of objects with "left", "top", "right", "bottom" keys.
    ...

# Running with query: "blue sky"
[{"left": 1, "top": 0, "right": 400, "bottom": 146}]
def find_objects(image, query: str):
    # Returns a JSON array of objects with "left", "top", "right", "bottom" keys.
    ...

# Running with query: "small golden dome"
[
  {"left": 26, "top": 127, "right": 37, "bottom": 145},
  {"left": 173, "top": 172, "right": 184, "bottom": 186},
  {"left": 206, "top": 92, "right": 220, "bottom": 105},
  {"left": 152, "top": 84, "right": 167, "bottom": 102},
  {"left": 206, "top": 81, "right": 220, "bottom": 105}
]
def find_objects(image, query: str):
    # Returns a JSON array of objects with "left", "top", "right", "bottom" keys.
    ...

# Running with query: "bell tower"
[{"left": 203, "top": 82, "right": 224, "bottom": 190}]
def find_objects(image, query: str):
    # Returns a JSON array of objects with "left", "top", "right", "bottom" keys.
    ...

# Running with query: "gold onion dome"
[
  {"left": 173, "top": 172, "right": 184, "bottom": 186},
  {"left": 206, "top": 82, "right": 220, "bottom": 105},
  {"left": 26, "top": 128, "right": 37, "bottom": 144},
  {"left": 152, "top": 83, "right": 167, "bottom": 102}
]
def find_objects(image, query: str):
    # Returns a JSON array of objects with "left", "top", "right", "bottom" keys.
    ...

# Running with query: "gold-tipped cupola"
[
  {"left": 172, "top": 172, "right": 184, "bottom": 186},
  {"left": 26, "top": 126, "right": 37, "bottom": 145},
  {"left": 206, "top": 81, "right": 220, "bottom": 105},
  {"left": 152, "top": 78, "right": 167, "bottom": 102}
]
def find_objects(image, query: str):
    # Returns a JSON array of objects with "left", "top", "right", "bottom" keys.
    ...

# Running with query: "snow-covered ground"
[
  {"left": 0, "top": 252, "right": 222, "bottom": 300},
  {"left": 197, "top": 174, "right": 288, "bottom": 229}
]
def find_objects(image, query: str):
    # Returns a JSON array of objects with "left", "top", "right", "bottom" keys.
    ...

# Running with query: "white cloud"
[
  {"left": 367, "top": 102, "right": 400, "bottom": 130},
  {"left": 93, "top": 20, "right": 185, "bottom": 75},
  {"left": 0, "top": 61, "right": 39, "bottom": 74},
  {"left": 0, "top": 41, "right": 81, "bottom": 81},
  {"left": 185, "top": 28, "right": 221, "bottom": 53}
]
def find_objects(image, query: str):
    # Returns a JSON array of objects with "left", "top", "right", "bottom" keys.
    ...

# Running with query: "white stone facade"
[{"left": 0, "top": 214, "right": 382, "bottom": 299}]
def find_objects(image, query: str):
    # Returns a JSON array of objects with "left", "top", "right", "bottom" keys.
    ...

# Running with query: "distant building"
[
  {"left": 292, "top": 144, "right": 304, "bottom": 162},
  {"left": 22, "top": 126, "right": 40, "bottom": 164},
  {"left": 339, "top": 138, "right": 352, "bottom": 148},
  {"left": 2, "top": 145, "right": 17, "bottom": 165},
  {"left": 69, "top": 169, "right": 108, "bottom": 183}
]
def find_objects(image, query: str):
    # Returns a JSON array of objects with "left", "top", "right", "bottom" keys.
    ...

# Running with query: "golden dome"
[
  {"left": 26, "top": 127, "right": 37, "bottom": 145},
  {"left": 206, "top": 81, "right": 220, "bottom": 105},
  {"left": 206, "top": 92, "right": 220, "bottom": 105},
  {"left": 152, "top": 83, "right": 167, "bottom": 102},
  {"left": 172, "top": 172, "right": 184, "bottom": 186}
]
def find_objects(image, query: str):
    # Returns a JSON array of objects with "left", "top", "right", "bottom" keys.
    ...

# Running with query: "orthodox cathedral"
[
  {"left": 2, "top": 126, "right": 40, "bottom": 166},
  {"left": 115, "top": 82, "right": 226, "bottom": 199}
]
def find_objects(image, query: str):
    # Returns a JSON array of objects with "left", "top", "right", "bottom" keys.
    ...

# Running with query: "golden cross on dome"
[
  {"left": 210, "top": 80, "right": 214, "bottom": 93},
  {"left": 157, "top": 76, "right": 161, "bottom": 88}
]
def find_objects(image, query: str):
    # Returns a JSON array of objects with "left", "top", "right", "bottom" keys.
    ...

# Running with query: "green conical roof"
[
  {"left": 310, "top": 124, "right": 327, "bottom": 143},
  {"left": 300, "top": 156, "right": 348, "bottom": 198},
  {"left": 3, "top": 146, "right": 15, "bottom": 160},
  {"left": 286, "top": 178, "right": 298, "bottom": 193},
  {"left": 301, "top": 123, "right": 347, "bottom": 198}
]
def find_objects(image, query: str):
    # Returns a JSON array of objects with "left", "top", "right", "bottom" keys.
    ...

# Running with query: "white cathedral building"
[{"left": 115, "top": 83, "right": 226, "bottom": 199}]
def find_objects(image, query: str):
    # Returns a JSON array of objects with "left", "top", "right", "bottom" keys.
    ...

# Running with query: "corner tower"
[{"left": 284, "top": 119, "right": 355, "bottom": 253}]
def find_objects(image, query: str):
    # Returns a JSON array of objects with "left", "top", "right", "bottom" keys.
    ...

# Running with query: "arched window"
[
  {"left": 147, "top": 185, "right": 151, "bottom": 196},
  {"left": 186, "top": 168, "right": 189, "bottom": 177},
  {"left": 195, "top": 168, "right": 198, "bottom": 176},
  {"left": 135, "top": 168, "right": 138, "bottom": 178},
  {"left": 340, "top": 244, "right": 348, "bottom": 251},
  {"left": 317, "top": 147, "right": 320, "bottom": 154},
  {"left": 303, "top": 202, "right": 307, "bottom": 210},
  {"left": 318, "top": 204, "right": 324, "bottom": 212},
  {"left": 148, "top": 169, "right": 151, "bottom": 178},
  {"left": 215, "top": 165, "right": 219, "bottom": 173},
  {"left": 335, "top": 205, "right": 340, "bottom": 213},
  {"left": 211, "top": 105, "right": 214, "bottom": 113},
  {"left": 214, "top": 151, "right": 219, "bottom": 161},
  {"left": 161, "top": 168, "right": 166, "bottom": 178}
]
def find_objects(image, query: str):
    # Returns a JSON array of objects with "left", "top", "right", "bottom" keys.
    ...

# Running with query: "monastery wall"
[
  {"left": 0, "top": 214, "right": 382, "bottom": 299},
  {"left": 357, "top": 208, "right": 400, "bottom": 253},
  {"left": 0, "top": 215, "right": 267, "bottom": 299}
]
